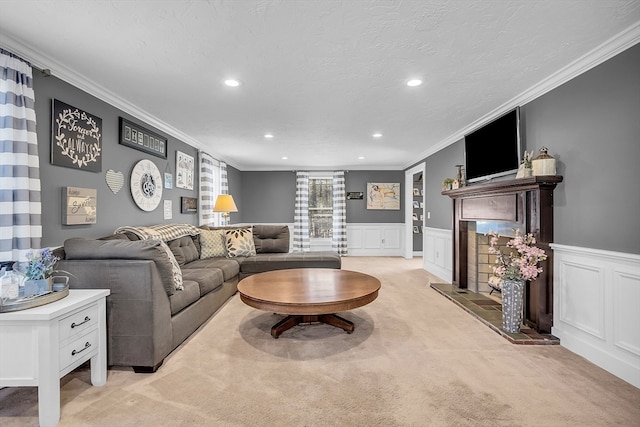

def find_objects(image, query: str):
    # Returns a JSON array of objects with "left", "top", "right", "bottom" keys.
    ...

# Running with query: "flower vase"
[
  {"left": 523, "top": 167, "right": 533, "bottom": 177},
  {"left": 23, "top": 277, "right": 53, "bottom": 297},
  {"left": 501, "top": 279, "right": 524, "bottom": 333}
]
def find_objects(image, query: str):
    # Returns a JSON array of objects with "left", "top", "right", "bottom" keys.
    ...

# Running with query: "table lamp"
[{"left": 213, "top": 194, "right": 238, "bottom": 221}]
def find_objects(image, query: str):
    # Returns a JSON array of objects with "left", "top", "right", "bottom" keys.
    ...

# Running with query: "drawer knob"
[
  {"left": 71, "top": 316, "right": 91, "bottom": 328},
  {"left": 71, "top": 341, "right": 91, "bottom": 356}
]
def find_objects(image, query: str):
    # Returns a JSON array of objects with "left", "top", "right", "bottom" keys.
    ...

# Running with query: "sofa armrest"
[{"left": 57, "top": 259, "right": 173, "bottom": 369}]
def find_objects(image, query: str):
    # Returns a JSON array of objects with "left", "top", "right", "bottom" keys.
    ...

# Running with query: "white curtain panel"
[
  {"left": 198, "top": 151, "right": 218, "bottom": 226},
  {"left": 293, "top": 171, "right": 310, "bottom": 251},
  {"left": 332, "top": 170, "right": 348, "bottom": 255},
  {"left": 0, "top": 49, "right": 42, "bottom": 262},
  {"left": 220, "top": 161, "right": 229, "bottom": 226}
]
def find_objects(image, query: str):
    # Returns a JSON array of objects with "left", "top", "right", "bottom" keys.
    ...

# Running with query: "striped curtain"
[
  {"left": 293, "top": 171, "right": 310, "bottom": 252},
  {"left": 332, "top": 171, "right": 348, "bottom": 255},
  {"left": 0, "top": 49, "right": 42, "bottom": 262},
  {"left": 198, "top": 151, "right": 218, "bottom": 226},
  {"left": 220, "top": 161, "right": 229, "bottom": 226}
]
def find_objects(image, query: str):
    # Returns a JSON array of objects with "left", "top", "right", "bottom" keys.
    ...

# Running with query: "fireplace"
[
  {"left": 443, "top": 176, "right": 563, "bottom": 333},
  {"left": 467, "top": 222, "right": 521, "bottom": 294}
]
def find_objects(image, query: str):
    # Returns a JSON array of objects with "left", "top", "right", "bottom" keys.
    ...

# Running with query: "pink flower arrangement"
[{"left": 487, "top": 229, "right": 547, "bottom": 281}]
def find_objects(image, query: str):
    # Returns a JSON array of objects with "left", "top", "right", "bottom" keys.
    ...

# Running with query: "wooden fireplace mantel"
[{"left": 442, "top": 175, "right": 563, "bottom": 333}]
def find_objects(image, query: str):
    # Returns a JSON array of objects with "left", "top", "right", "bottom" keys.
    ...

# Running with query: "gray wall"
[
  {"left": 239, "top": 171, "right": 296, "bottom": 223},
  {"left": 423, "top": 141, "right": 464, "bottom": 230},
  {"left": 226, "top": 165, "right": 243, "bottom": 224},
  {"left": 523, "top": 44, "right": 639, "bottom": 254},
  {"left": 417, "top": 43, "right": 640, "bottom": 254},
  {"left": 345, "top": 171, "right": 404, "bottom": 223},
  {"left": 237, "top": 170, "right": 405, "bottom": 224},
  {"left": 33, "top": 74, "right": 199, "bottom": 247}
]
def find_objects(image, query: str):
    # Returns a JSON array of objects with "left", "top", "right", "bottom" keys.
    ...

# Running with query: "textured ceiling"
[{"left": 0, "top": 0, "right": 638, "bottom": 170}]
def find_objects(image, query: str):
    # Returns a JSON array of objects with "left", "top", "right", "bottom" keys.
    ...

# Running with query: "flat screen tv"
[{"left": 464, "top": 107, "right": 522, "bottom": 183}]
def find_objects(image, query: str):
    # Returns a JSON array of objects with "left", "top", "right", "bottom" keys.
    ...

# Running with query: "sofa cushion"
[
  {"left": 225, "top": 227, "right": 256, "bottom": 257},
  {"left": 182, "top": 258, "right": 240, "bottom": 281},
  {"left": 64, "top": 238, "right": 182, "bottom": 295},
  {"left": 181, "top": 268, "right": 224, "bottom": 296},
  {"left": 238, "top": 251, "right": 341, "bottom": 277},
  {"left": 252, "top": 225, "right": 290, "bottom": 253},
  {"left": 168, "top": 236, "right": 200, "bottom": 265},
  {"left": 169, "top": 280, "right": 200, "bottom": 315},
  {"left": 199, "top": 228, "right": 227, "bottom": 258}
]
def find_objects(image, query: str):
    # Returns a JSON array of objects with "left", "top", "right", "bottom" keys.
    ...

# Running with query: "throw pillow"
[
  {"left": 199, "top": 229, "right": 227, "bottom": 259},
  {"left": 159, "top": 240, "right": 184, "bottom": 291},
  {"left": 225, "top": 228, "right": 256, "bottom": 257}
]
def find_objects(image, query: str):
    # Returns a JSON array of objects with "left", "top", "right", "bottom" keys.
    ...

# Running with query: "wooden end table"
[{"left": 237, "top": 268, "right": 380, "bottom": 338}]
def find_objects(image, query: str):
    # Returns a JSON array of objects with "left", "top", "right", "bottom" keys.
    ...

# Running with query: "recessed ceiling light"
[
  {"left": 281, "top": 156, "right": 288, "bottom": 160},
  {"left": 358, "top": 156, "right": 365, "bottom": 160},
  {"left": 224, "top": 79, "right": 242, "bottom": 87},
  {"left": 264, "top": 134, "right": 274, "bottom": 139},
  {"left": 372, "top": 133, "right": 382, "bottom": 138},
  {"left": 406, "top": 79, "right": 422, "bottom": 87}
]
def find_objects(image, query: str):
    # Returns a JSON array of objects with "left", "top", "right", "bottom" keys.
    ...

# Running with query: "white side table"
[{"left": 0, "top": 289, "right": 110, "bottom": 427}]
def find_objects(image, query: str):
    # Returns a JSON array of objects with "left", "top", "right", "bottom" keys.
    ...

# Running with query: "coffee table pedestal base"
[{"left": 271, "top": 314, "right": 354, "bottom": 338}]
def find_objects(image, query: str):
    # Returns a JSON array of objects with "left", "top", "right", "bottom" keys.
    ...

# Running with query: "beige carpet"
[{"left": 1, "top": 257, "right": 639, "bottom": 426}]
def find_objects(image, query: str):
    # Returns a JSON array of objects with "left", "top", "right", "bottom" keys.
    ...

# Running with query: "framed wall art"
[
  {"left": 51, "top": 99, "right": 102, "bottom": 172},
  {"left": 180, "top": 197, "right": 197, "bottom": 213},
  {"left": 347, "top": 191, "right": 364, "bottom": 200},
  {"left": 119, "top": 117, "right": 167, "bottom": 159},
  {"left": 366, "top": 182, "right": 400, "bottom": 210},
  {"left": 62, "top": 186, "right": 97, "bottom": 225},
  {"left": 176, "top": 151, "right": 194, "bottom": 190}
]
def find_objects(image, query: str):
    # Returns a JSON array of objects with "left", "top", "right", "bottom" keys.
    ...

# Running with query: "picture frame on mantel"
[{"left": 119, "top": 117, "right": 167, "bottom": 159}]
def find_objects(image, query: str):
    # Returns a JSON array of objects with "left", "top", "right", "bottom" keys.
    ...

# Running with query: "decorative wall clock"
[{"left": 130, "top": 159, "right": 163, "bottom": 211}]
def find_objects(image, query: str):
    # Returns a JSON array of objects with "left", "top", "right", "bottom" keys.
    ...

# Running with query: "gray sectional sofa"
[{"left": 57, "top": 224, "right": 341, "bottom": 372}]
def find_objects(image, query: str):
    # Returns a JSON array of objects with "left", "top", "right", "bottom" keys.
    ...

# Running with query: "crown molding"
[
  {"left": 404, "top": 21, "right": 640, "bottom": 170},
  {"left": 2, "top": 21, "right": 637, "bottom": 174},
  {"left": 0, "top": 34, "right": 236, "bottom": 165}
]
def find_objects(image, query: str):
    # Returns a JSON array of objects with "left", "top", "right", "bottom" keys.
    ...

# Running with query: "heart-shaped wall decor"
[{"left": 105, "top": 170, "right": 124, "bottom": 194}]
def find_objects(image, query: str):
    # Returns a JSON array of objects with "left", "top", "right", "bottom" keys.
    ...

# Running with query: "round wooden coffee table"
[{"left": 237, "top": 268, "right": 381, "bottom": 338}]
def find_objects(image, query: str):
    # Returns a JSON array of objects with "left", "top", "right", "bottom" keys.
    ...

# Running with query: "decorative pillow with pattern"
[
  {"left": 199, "top": 229, "right": 227, "bottom": 259},
  {"left": 158, "top": 240, "right": 184, "bottom": 291},
  {"left": 225, "top": 228, "right": 256, "bottom": 257}
]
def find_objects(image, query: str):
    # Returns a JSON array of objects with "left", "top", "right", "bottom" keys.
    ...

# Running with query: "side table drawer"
[
  {"left": 59, "top": 329, "right": 98, "bottom": 371},
  {"left": 58, "top": 303, "right": 98, "bottom": 341}
]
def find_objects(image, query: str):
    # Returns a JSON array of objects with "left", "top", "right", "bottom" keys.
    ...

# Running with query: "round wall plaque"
[{"left": 130, "top": 159, "right": 163, "bottom": 211}]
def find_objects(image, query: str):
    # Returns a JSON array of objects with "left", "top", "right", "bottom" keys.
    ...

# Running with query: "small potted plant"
[
  {"left": 442, "top": 178, "right": 454, "bottom": 191},
  {"left": 522, "top": 151, "right": 534, "bottom": 176},
  {"left": 13, "top": 248, "right": 70, "bottom": 296}
]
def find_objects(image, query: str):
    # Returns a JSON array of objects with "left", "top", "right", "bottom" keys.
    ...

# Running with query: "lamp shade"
[{"left": 213, "top": 194, "right": 238, "bottom": 213}]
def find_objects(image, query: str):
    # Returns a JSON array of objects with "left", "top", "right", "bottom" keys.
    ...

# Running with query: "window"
[{"left": 308, "top": 178, "right": 333, "bottom": 239}]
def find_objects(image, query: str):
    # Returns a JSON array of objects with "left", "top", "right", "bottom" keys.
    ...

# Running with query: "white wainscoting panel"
[
  {"left": 551, "top": 243, "right": 640, "bottom": 388},
  {"left": 423, "top": 227, "right": 453, "bottom": 283},
  {"left": 346, "top": 223, "right": 404, "bottom": 256}
]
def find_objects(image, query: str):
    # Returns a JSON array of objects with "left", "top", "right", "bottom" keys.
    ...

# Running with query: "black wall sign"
[{"left": 51, "top": 99, "right": 103, "bottom": 172}]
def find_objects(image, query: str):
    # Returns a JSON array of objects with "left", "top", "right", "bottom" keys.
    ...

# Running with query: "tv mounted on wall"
[{"left": 464, "top": 107, "right": 522, "bottom": 183}]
